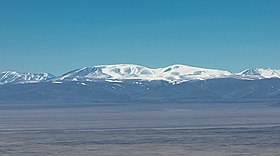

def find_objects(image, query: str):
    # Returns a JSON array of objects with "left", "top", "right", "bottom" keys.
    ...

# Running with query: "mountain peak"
[{"left": 239, "top": 68, "right": 280, "bottom": 79}]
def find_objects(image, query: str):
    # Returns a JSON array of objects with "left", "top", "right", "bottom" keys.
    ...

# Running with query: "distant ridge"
[
  {"left": 0, "top": 71, "right": 54, "bottom": 84},
  {"left": 1, "top": 64, "right": 280, "bottom": 85},
  {"left": 1, "top": 64, "right": 280, "bottom": 105}
]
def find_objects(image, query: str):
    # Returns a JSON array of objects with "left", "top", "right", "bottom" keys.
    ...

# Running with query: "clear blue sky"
[{"left": 0, "top": 0, "right": 279, "bottom": 75}]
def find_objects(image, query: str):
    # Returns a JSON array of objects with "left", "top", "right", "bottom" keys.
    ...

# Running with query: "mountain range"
[
  {"left": 1, "top": 64, "right": 280, "bottom": 85},
  {"left": 1, "top": 64, "right": 280, "bottom": 107}
]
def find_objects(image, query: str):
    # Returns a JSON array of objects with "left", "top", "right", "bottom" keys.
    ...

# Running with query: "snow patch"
[{"left": 105, "top": 79, "right": 123, "bottom": 83}]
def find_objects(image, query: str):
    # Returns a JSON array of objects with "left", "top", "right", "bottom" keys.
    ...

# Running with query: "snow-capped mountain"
[
  {"left": 0, "top": 71, "right": 54, "bottom": 84},
  {"left": 1, "top": 65, "right": 280, "bottom": 85},
  {"left": 56, "top": 64, "right": 233, "bottom": 83},
  {"left": 1, "top": 65, "right": 280, "bottom": 105},
  {"left": 238, "top": 68, "right": 280, "bottom": 80}
]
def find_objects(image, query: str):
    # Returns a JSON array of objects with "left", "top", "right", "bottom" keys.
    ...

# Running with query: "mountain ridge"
[
  {"left": 0, "top": 71, "right": 54, "bottom": 85},
  {"left": 1, "top": 64, "right": 280, "bottom": 85}
]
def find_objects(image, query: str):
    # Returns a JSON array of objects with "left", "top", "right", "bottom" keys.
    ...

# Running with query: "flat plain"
[{"left": 0, "top": 103, "right": 280, "bottom": 156}]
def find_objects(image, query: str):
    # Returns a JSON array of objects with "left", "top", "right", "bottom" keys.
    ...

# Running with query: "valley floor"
[{"left": 0, "top": 103, "right": 280, "bottom": 156}]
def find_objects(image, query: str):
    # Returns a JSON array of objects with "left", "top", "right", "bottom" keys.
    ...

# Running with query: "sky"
[{"left": 0, "top": 0, "right": 279, "bottom": 75}]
